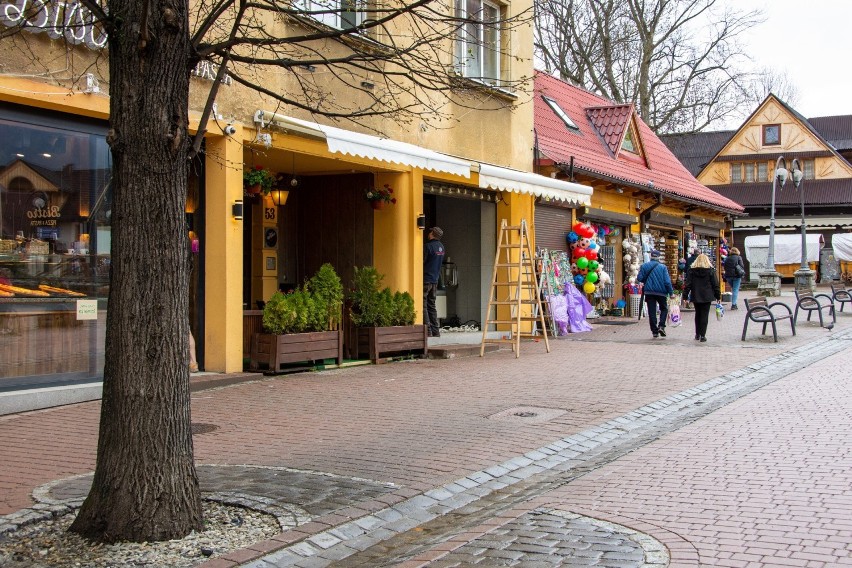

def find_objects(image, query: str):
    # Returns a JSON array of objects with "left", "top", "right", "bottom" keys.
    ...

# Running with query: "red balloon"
[
  {"left": 584, "top": 249, "right": 598, "bottom": 261},
  {"left": 580, "top": 224, "right": 595, "bottom": 238},
  {"left": 573, "top": 222, "right": 585, "bottom": 233},
  {"left": 572, "top": 247, "right": 587, "bottom": 259}
]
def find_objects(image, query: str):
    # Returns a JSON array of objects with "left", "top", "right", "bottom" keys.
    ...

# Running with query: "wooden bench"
[
  {"left": 742, "top": 297, "right": 795, "bottom": 342},
  {"left": 794, "top": 290, "right": 835, "bottom": 328},
  {"left": 830, "top": 284, "right": 852, "bottom": 312}
]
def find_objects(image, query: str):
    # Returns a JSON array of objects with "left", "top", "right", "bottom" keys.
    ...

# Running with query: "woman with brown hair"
[
  {"left": 723, "top": 246, "right": 746, "bottom": 310},
  {"left": 684, "top": 253, "right": 720, "bottom": 342}
]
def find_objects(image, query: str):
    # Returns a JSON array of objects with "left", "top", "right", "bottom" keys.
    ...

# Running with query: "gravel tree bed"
[{"left": 0, "top": 501, "right": 280, "bottom": 567}]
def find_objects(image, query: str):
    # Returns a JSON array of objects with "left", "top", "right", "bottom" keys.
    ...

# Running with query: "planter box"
[
  {"left": 350, "top": 324, "right": 428, "bottom": 364},
  {"left": 250, "top": 330, "right": 343, "bottom": 372}
]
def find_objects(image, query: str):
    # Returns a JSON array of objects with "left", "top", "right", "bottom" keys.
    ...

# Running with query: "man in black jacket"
[{"left": 423, "top": 227, "right": 445, "bottom": 337}]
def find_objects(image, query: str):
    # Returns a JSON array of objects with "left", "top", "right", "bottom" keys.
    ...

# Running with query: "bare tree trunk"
[{"left": 69, "top": 0, "right": 202, "bottom": 542}]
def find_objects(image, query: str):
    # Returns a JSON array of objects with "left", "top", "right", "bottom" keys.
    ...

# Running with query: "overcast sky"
[{"left": 734, "top": 0, "right": 852, "bottom": 119}]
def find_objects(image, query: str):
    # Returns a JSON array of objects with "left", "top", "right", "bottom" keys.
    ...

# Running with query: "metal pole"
[
  {"left": 793, "top": 160, "right": 808, "bottom": 270},
  {"left": 766, "top": 156, "right": 787, "bottom": 272}
]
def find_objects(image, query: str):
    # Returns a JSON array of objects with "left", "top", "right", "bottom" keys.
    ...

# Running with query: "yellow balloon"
[{"left": 583, "top": 281, "right": 596, "bottom": 294}]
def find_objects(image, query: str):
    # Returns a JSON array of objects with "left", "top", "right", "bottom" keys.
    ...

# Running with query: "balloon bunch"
[
  {"left": 622, "top": 236, "right": 641, "bottom": 286},
  {"left": 567, "top": 222, "right": 610, "bottom": 294},
  {"left": 719, "top": 237, "right": 730, "bottom": 265}
]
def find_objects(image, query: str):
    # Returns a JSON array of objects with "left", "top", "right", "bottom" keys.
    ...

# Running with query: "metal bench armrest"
[{"left": 767, "top": 302, "right": 793, "bottom": 315}]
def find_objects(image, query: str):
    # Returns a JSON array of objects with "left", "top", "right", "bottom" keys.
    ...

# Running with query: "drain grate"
[
  {"left": 191, "top": 423, "right": 219, "bottom": 435},
  {"left": 489, "top": 406, "right": 568, "bottom": 423}
]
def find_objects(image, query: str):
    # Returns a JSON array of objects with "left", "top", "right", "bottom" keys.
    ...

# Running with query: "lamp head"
[
  {"left": 791, "top": 167, "right": 804, "bottom": 187},
  {"left": 775, "top": 166, "right": 789, "bottom": 187}
]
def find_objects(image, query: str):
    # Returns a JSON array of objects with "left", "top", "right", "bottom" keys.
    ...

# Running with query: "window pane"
[
  {"left": 757, "top": 162, "right": 767, "bottom": 181},
  {"left": 804, "top": 159, "right": 815, "bottom": 180},
  {"left": 481, "top": 3, "right": 499, "bottom": 83},
  {"left": 744, "top": 162, "right": 754, "bottom": 182},
  {"left": 731, "top": 163, "right": 742, "bottom": 183},
  {"left": 340, "top": 0, "right": 362, "bottom": 29}
]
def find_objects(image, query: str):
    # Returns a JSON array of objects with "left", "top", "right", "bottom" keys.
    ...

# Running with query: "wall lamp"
[
  {"left": 232, "top": 199, "right": 243, "bottom": 220},
  {"left": 416, "top": 214, "right": 426, "bottom": 229}
]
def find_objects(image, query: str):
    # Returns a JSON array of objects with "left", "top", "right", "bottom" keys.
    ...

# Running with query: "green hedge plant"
[
  {"left": 262, "top": 264, "right": 343, "bottom": 334},
  {"left": 349, "top": 266, "right": 417, "bottom": 327}
]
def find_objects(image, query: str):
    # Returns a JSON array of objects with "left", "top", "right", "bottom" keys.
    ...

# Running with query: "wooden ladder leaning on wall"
[{"left": 480, "top": 219, "right": 551, "bottom": 358}]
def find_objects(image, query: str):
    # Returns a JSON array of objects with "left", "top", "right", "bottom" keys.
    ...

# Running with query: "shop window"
[
  {"left": 455, "top": 0, "right": 502, "bottom": 85},
  {"left": 763, "top": 124, "right": 781, "bottom": 146},
  {"left": 0, "top": 111, "right": 112, "bottom": 386}
]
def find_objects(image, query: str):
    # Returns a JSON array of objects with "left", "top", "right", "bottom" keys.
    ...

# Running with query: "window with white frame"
[
  {"left": 300, "top": 0, "right": 364, "bottom": 30},
  {"left": 455, "top": 0, "right": 501, "bottom": 84}
]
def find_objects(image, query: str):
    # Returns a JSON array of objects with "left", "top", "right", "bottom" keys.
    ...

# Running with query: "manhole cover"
[
  {"left": 191, "top": 423, "right": 219, "bottom": 435},
  {"left": 488, "top": 406, "right": 568, "bottom": 423}
]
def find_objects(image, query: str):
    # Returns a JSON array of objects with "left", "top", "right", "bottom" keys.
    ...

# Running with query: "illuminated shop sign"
[{"left": 1, "top": 0, "right": 108, "bottom": 50}]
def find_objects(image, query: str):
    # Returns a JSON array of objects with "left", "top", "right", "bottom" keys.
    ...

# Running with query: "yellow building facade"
[{"left": 0, "top": 0, "right": 592, "bottom": 385}]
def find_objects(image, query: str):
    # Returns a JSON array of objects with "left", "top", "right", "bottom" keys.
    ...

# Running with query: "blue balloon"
[
  {"left": 573, "top": 274, "right": 585, "bottom": 285},
  {"left": 567, "top": 231, "right": 579, "bottom": 243},
  {"left": 588, "top": 241, "right": 598, "bottom": 250}
]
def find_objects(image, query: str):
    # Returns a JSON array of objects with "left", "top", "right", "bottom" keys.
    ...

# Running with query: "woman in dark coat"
[
  {"left": 684, "top": 253, "right": 720, "bottom": 342},
  {"left": 723, "top": 246, "right": 745, "bottom": 310}
]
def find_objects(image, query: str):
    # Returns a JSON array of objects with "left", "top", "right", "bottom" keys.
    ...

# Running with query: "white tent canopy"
[
  {"left": 832, "top": 233, "right": 852, "bottom": 261},
  {"left": 743, "top": 234, "right": 824, "bottom": 265}
]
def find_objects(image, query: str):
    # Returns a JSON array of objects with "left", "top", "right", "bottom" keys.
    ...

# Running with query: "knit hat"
[
  {"left": 650, "top": 250, "right": 661, "bottom": 259},
  {"left": 430, "top": 227, "right": 443, "bottom": 239}
]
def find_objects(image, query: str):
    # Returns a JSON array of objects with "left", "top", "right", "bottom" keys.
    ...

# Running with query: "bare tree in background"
[
  {"left": 535, "top": 0, "right": 763, "bottom": 133},
  {"left": 748, "top": 68, "right": 800, "bottom": 109},
  {"left": 2, "top": 0, "right": 530, "bottom": 544}
]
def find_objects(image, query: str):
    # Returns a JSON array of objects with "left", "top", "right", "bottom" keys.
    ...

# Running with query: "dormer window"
[
  {"left": 542, "top": 96, "right": 580, "bottom": 132},
  {"left": 621, "top": 125, "right": 638, "bottom": 154}
]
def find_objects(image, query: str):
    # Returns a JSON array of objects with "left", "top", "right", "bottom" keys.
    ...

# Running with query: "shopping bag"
[
  {"left": 668, "top": 300, "right": 682, "bottom": 327},
  {"left": 715, "top": 302, "right": 725, "bottom": 321}
]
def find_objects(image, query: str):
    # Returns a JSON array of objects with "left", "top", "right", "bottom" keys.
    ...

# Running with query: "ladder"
[{"left": 480, "top": 219, "right": 551, "bottom": 357}]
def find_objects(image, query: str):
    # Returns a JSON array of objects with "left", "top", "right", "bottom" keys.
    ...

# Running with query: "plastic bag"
[
  {"left": 547, "top": 294, "right": 569, "bottom": 336},
  {"left": 668, "top": 299, "right": 682, "bottom": 327},
  {"left": 564, "top": 283, "right": 593, "bottom": 333},
  {"left": 715, "top": 302, "right": 724, "bottom": 321}
]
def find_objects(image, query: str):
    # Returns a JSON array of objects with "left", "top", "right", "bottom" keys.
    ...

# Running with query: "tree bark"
[{"left": 69, "top": 0, "right": 202, "bottom": 543}]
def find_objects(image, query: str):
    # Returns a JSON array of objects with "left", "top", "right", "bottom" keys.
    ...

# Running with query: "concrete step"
[{"left": 428, "top": 343, "right": 501, "bottom": 359}]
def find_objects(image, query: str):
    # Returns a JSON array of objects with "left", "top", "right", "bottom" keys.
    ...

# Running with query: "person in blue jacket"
[
  {"left": 423, "top": 227, "right": 445, "bottom": 337},
  {"left": 637, "top": 249, "right": 674, "bottom": 338}
]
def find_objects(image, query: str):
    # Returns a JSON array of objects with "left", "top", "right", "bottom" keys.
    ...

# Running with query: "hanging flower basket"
[
  {"left": 365, "top": 184, "right": 396, "bottom": 208},
  {"left": 243, "top": 166, "right": 276, "bottom": 196}
]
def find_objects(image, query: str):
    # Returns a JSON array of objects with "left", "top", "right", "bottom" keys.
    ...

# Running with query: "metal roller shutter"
[{"left": 535, "top": 205, "right": 570, "bottom": 252}]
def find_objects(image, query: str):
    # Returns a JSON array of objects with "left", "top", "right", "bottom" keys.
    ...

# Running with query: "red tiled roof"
[
  {"left": 534, "top": 72, "right": 744, "bottom": 213},
  {"left": 586, "top": 105, "right": 633, "bottom": 154}
]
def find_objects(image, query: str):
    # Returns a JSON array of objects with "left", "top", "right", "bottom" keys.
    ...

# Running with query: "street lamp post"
[
  {"left": 757, "top": 156, "right": 789, "bottom": 297},
  {"left": 791, "top": 159, "right": 815, "bottom": 292}
]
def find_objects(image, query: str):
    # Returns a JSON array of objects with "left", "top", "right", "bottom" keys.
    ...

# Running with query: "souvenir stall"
[{"left": 538, "top": 221, "right": 613, "bottom": 335}]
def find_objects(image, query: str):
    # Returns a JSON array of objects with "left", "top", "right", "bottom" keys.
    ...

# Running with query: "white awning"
[
  {"left": 254, "top": 111, "right": 472, "bottom": 178},
  {"left": 743, "top": 234, "right": 824, "bottom": 264},
  {"left": 478, "top": 163, "right": 592, "bottom": 205},
  {"left": 734, "top": 216, "right": 852, "bottom": 229}
]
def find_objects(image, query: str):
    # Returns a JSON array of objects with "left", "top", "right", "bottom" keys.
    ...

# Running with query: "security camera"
[{"left": 224, "top": 124, "right": 237, "bottom": 136}]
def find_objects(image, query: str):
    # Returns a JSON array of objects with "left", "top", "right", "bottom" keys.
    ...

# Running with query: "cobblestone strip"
[{"left": 241, "top": 332, "right": 852, "bottom": 567}]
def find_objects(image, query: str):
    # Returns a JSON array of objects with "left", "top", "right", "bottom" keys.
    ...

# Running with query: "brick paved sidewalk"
[{"left": 0, "top": 285, "right": 849, "bottom": 567}]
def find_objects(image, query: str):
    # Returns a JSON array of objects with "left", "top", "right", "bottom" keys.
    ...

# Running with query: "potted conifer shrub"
[
  {"left": 347, "top": 266, "right": 427, "bottom": 363},
  {"left": 251, "top": 263, "right": 344, "bottom": 372}
]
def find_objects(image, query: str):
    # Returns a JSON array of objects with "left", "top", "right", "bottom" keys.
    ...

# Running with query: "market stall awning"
[
  {"left": 478, "top": 163, "right": 592, "bottom": 205},
  {"left": 734, "top": 216, "right": 852, "bottom": 230},
  {"left": 744, "top": 234, "right": 824, "bottom": 264},
  {"left": 253, "top": 111, "right": 472, "bottom": 178}
]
